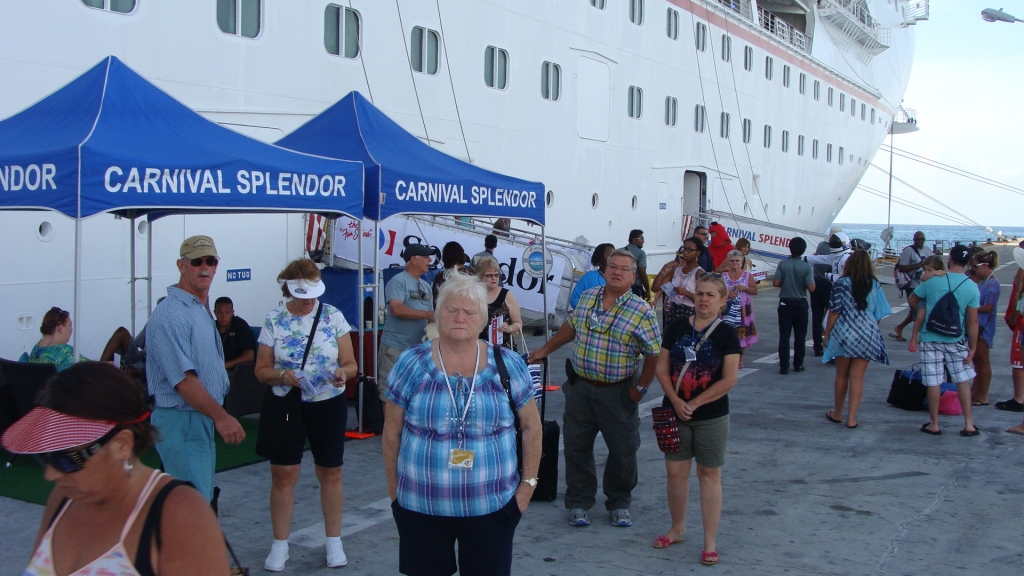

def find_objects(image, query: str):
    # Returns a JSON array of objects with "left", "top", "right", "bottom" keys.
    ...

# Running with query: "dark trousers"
[
  {"left": 810, "top": 278, "right": 832, "bottom": 354},
  {"left": 631, "top": 285, "right": 645, "bottom": 299},
  {"left": 778, "top": 299, "right": 809, "bottom": 369},
  {"left": 562, "top": 371, "right": 640, "bottom": 511}
]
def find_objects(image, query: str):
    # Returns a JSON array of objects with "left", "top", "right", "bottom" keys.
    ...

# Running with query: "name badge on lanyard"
[{"left": 437, "top": 341, "right": 481, "bottom": 470}]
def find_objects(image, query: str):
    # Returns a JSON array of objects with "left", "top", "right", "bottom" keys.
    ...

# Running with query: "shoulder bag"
[{"left": 651, "top": 318, "right": 722, "bottom": 453}]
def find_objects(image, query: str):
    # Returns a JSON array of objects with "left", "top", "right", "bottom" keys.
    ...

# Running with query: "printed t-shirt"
[
  {"left": 259, "top": 303, "right": 352, "bottom": 401},
  {"left": 661, "top": 319, "right": 741, "bottom": 420}
]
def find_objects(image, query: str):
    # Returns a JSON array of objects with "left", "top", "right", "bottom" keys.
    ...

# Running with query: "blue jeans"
[{"left": 152, "top": 407, "right": 216, "bottom": 501}]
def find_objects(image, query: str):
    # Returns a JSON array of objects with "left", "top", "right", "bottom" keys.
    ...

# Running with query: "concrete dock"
[{"left": 3, "top": 245, "right": 1023, "bottom": 575}]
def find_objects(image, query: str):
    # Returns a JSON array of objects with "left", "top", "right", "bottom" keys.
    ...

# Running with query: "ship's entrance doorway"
[{"left": 682, "top": 171, "right": 706, "bottom": 237}]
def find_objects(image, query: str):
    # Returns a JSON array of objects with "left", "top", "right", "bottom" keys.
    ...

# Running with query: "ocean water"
[{"left": 834, "top": 223, "right": 1024, "bottom": 247}]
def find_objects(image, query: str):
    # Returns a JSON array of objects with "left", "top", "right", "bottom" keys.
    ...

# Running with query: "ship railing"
[
  {"left": 710, "top": 0, "right": 754, "bottom": 22},
  {"left": 894, "top": 107, "right": 917, "bottom": 124},
  {"left": 903, "top": 0, "right": 929, "bottom": 26},
  {"left": 817, "top": 0, "right": 890, "bottom": 56},
  {"left": 757, "top": 7, "right": 813, "bottom": 55}
]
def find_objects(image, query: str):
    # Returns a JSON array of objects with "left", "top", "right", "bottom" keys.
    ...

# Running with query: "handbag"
[
  {"left": 886, "top": 364, "right": 927, "bottom": 411},
  {"left": 651, "top": 319, "right": 721, "bottom": 453},
  {"left": 494, "top": 344, "right": 523, "bottom": 474},
  {"left": 255, "top": 302, "right": 323, "bottom": 459}
]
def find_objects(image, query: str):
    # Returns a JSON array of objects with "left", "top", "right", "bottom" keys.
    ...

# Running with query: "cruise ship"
[{"left": 0, "top": 0, "right": 926, "bottom": 359}]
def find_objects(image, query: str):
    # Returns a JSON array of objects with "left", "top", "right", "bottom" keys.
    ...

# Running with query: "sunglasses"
[
  {"left": 33, "top": 429, "right": 118, "bottom": 474},
  {"left": 481, "top": 273, "right": 501, "bottom": 280},
  {"left": 189, "top": 256, "right": 219, "bottom": 267},
  {"left": 699, "top": 272, "right": 723, "bottom": 279}
]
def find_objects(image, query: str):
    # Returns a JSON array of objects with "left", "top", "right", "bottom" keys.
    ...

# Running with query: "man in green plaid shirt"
[{"left": 530, "top": 249, "right": 661, "bottom": 528}]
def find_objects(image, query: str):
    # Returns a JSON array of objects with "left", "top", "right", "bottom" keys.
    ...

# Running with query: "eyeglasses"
[
  {"left": 481, "top": 273, "right": 501, "bottom": 280},
  {"left": 33, "top": 429, "right": 118, "bottom": 474},
  {"left": 606, "top": 263, "right": 634, "bottom": 273},
  {"left": 188, "top": 256, "right": 219, "bottom": 267},
  {"left": 699, "top": 272, "right": 723, "bottom": 279}
]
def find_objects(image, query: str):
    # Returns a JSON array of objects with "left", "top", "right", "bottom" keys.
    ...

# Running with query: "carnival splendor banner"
[{"left": 333, "top": 217, "right": 563, "bottom": 313}]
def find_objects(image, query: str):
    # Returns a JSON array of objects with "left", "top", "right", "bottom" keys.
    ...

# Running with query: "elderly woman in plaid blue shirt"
[{"left": 383, "top": 271, "right": 542, "bottom": 576}]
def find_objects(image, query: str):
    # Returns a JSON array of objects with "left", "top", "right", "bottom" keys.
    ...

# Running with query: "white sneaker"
[
  {"left": 264, "top": 541, "right": 289, "bottom": 572},
  {"left": 326, "top": 539, "right": 348, "bottom": 568}
]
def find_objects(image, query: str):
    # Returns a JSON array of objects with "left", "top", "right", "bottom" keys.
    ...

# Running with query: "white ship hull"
[{"left": 0, "top": 0, "right": 918, "bottom": 358}]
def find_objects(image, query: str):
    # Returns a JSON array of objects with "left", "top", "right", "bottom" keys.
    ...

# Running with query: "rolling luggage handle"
[{"left": 517, "top": 330, "right": 549, "bottom": 421}]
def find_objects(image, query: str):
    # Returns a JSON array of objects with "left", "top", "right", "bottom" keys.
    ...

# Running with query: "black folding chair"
[{"left": 0, "top": 358, "right": 57, "bottom": 467}]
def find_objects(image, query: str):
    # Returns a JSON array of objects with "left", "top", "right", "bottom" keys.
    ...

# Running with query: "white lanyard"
[{"left": 436, "top": 341, "right": 481, "bottom": 449}]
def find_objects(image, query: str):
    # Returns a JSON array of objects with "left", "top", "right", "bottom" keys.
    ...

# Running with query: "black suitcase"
[
  {"left": 887, "top": 366, "right": 927, "bottom": 411},
  {"left": 531, "top": 357, "right": 560, "bottom": 502}
]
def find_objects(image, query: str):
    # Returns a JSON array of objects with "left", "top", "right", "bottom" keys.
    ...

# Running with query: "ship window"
[
  {"left": 631, "top": 195, "right": 638, "bottom": 209},
  {"left": 694, "top": 105, "right": 706, "bottom": 133},
  {"left": 742, "top": 118, "right": 752, "bottom": 143},
  {"left": 765, "top": 56, "right": 774, "bottom": 81},
  {"left": 798, "top": 73, "right": 806, "bottom": 95},
  {"left": 812, "top": 139, "right": 819, "bottom": 159},
  {"left": 840, "top": 93, "right": 846, "bottom": 112},
  {"left": 797, "top": 135, "right": 805, "bottom": 156},
  {"left": 743, "top": 46, "right": 753, "bottom": 72},
  {"left": 827, "top": 143, "right": 833, "bottom": 163},
  {"left": 827, "top": 87, "right": 834, "bottom": 107},
  {"left": 838, "top": 146, "right": 845, "bottom": 165},
  {"left": 781, "top": 130, "right": 790, "bottom": 152},
  {"left": 628, "top": 86, "right": 643, "bottom": 118},
  {"left": 591, "top": 193, "right": 600, "bottom": 208},
  {"left": 546, "top": 190, "right": 554, "bottom": 206},
  {"left": 484, "top": 45, "right": 509, "bottom": 89},
  {"left": 589, "top": 0, "right": 606, "bottom": 9},
  {"left": 665, "top": 96, "right": 678, "bottom": 126},
  {"left": 695, "top": 21, "right": 707, "bottom": 51},
  {"left": 720, "top": 112, "right": 730, "bottom": 139},
  {"left": 667, "top": 9, "right": 680, "bottom": 40},
  {"left": 763, "top": 125, "right": 772, "bottom": 149},
  {"left": 82, "top": 0, "right": 135, "bottom": 13},
  {"left": 850, "top": 98, "right": 857, "bottom": 116},
  {"left": 217, "top": 0, "right": 260, "bottom": 38},
  {"left": 630, "top": 0, "right": 644, "bottom": 25},
  {"left": 871, "top": 108, "right": 876, "bottom": 124},
  {"left": 413, "top": 27, "right": 441, "bottom": 74},
  {"left": 541, "top": 61, "right": 561, "bottom": 101},
  {"left": 782, "top": 65, "right": 791, "bottom": 88},
  {"left": 324, "top": 5, "right": 360, "bottom": 58},
  {"left": 721, "top": 35, "right": 731, "bottom": 62},
  {"left": 861, "top": 103, "right": 867, "bottom": 120},
  {"left": 813, "top": 80, "right": 821, "bottom": 101}
]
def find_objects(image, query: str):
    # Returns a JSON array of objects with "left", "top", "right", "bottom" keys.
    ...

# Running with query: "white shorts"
[{"left": 919, "top": 341, "right": 976, "bottom": 387}]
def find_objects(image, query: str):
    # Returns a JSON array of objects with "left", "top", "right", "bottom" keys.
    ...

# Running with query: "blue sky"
[{"left": 835, "top": 1, "right": 1024, "bottom": 227}]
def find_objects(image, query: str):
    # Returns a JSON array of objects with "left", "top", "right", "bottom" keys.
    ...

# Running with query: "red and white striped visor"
[{"left": 1, "top": 407, "right": 118, "bottom": 454}]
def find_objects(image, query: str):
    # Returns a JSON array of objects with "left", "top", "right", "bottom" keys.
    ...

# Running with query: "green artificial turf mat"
[{"left": 0, "top": 416, "right": 266, "bottom": 505}]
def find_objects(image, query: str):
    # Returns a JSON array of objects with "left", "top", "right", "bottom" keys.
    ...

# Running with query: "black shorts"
[
  {"left": 255, "top": 391, "right": 347, "bottom": 468},
  {"left": 391, "top": 497, "right": 522, "bottom": 576}
]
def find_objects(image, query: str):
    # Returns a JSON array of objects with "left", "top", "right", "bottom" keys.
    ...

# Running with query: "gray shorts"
[
  {"left": 376, "top": 342, "right": 404, "bottom": 401},
  {"left": 666, "top": 414, "right": 730, "bottom": 468}
]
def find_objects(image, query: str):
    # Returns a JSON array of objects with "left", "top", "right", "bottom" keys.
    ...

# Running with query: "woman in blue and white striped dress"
[{"left": 822, "top": 250, "right": 891, "bottom": 429}]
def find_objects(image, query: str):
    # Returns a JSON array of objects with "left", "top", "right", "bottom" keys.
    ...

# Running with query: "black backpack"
[{"left": 925, "top": 276, "right": 970, "bottom": 338}]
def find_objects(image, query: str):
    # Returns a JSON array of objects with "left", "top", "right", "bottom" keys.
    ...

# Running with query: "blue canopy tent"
[
  {"left": 0, "top": 56, "right": 365, "bottom": 355},
  {"left": 277, "top": 91, "right": 547, "bottom": 431}
]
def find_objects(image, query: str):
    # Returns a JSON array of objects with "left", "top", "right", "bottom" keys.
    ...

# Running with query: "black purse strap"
[
  {"left": 300, "top": 302, "right": 324, "bottom": 371},
  {"left": 493, "top": 344, "right": 523, "bottom": 471}
]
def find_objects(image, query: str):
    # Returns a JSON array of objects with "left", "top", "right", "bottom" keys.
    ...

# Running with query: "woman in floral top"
[
  {"left": 254, "top": 258, "right": 357, "bottom": 571},
  {"left": 28, "top": 307, "right": 74, "bottom": 372}
]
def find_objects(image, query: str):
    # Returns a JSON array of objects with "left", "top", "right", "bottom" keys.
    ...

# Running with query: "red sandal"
[{"left": 701, "top": 551, "right": 719, "bottom": 566}]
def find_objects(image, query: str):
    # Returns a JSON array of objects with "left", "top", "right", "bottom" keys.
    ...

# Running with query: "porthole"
[
  {"left": 608, "top": 219, "right": 613, "bottom": 229},
  {"left": 631, "top": 195, "right": 638, "bottom": 210},
  {"left": 545, "top": 190, "right": 554, "bottom": 207},
  {"left": 764, "top": 203, "right": 769, "bottom": 213},
  {"left": 743, "top": 202, "right": 749, "bottom": 213},
  {"left": 136, "top": 220, "right": 149, "bottom": 238},
  {"left": 782, "top": 205, "right": 786, "bottom": 215},
  {"left": 798, "top": 206, "right": 802, "bottom": 215},
  {"left": 591, "top": 193, "right": 599, "bottom": 208},
  {"left": 36, "top": 218, "right": 54, "bottom": 242}
]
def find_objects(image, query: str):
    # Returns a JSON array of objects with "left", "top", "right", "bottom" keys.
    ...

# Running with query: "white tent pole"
[
  {"left": 356, "top": 218, "right": 365, "bottom": 434},
  {"left": 73, "top": 219, "right": 82, "bottom": 359},
  {"left": 147, "top": 219, "right": 153, "bottom": 318},
  {"left": 130, "top": 216, "right": 136, "bottom": 335},
  {"left": 542, "top": 226, "right": 549, "bottom": 343}
]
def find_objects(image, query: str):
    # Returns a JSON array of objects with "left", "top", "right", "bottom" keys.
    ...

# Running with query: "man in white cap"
[
  {"left": 147, "top": 235, "right": 245, "bottom": 505},
  {"left": 804, "top": 231, "right": 853, "bottom": 284},
  {"left": 377, "top": 243, "right": 436, "bottom": 402}
]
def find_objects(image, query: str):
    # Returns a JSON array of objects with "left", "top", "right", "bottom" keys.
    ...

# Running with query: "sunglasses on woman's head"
[
  {"left": 33, "top": 429, "right": 118, "bottom": 474},
  {"left": 189, "top": 256, "right": 219, "bottom": 267}
]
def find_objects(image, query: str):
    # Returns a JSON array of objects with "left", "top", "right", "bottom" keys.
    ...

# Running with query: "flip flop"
[
  {"left": 920, "top": 423, "right": 941, "bottom": 435},
  {"left": 826, "top": 410, "right": 842, "bottom": 424},
  {"left": 960, "top": 429, "right": 980, "bottom": 437},
  {"left": 889, "top": 333, "right": 907, "bottom": 342},
  {"left": 653, "top": 535, "right": 683, "bottom": 549},
  {"left": 972, "top": 401, "right": 989, "bottom": 406},
  {"left": 701, "top": 551, "right": 720, "bottom": 566},
  {"left": 1006, "top": 428, "right": 1024, "bottom": 436},
  {"left": 847, "top": 423, "right": 858, "bottom": 429}
]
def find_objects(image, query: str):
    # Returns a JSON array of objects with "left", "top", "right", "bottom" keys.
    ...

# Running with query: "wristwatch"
[
  {"left": 522, "top": 477, "right": 538, "bottom": 487},
  {"left": 635, "top": 384, "right": 649, "bottom": 396}
]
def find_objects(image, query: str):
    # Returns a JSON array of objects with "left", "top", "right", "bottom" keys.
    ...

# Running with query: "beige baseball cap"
[{"left": 180, "top": 235, "right": 219, "bottom": 260}]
